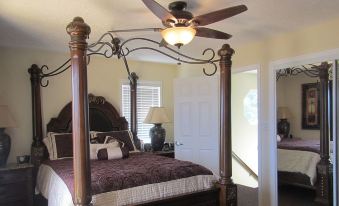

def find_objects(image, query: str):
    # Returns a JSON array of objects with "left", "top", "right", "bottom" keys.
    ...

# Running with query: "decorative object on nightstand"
[
  {"left": 277, "top": 106, "right": 291, "bottom": 139},
  {"left": 0, "top": 105, "right": 16, "bottom": 167},
  {"left": 144, "top": 107, "right": 170, "bottom": 151},
  {"left": 0, "top": 163, "right": 33, "bottom": 206}
]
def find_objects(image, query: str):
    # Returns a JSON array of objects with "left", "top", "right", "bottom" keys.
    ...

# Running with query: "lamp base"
[
  {"left": 277, "top": 119, "right": 290, "bottom": 139},
  {"left": 0, "top": 128, "right": 11, "bottom": 167},
  {"left": 150, "top": 124, "right": 166, "bottom": 151}
]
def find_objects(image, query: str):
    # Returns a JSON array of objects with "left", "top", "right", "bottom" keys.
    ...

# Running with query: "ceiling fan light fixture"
[{"left": 161, "top": 27, "right": 196, "bottom": 46}]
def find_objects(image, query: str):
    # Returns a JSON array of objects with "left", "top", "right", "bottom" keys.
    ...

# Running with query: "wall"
[
  {"left": 231, "top": 72, "right": 258, "bottom": 187},
  {"left": 0, "top": 47, "right": 178, "bottom": 163},
  {"left": 178, "top": 16, "right": 339, "bottom": 205},
  {"left": 277, "top": 72, "right": 320, "bottom": 139}
]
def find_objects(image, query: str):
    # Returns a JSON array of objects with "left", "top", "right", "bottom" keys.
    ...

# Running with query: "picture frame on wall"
[{"left": 302, "top": 82, "right": 320, "bottom": 129}]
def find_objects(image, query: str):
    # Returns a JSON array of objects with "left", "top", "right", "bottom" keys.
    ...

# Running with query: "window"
[{"left": 121, "top": 81, "right": 161, "bottom": 143}]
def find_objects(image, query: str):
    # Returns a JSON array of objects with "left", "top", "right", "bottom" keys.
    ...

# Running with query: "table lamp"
[
  {"left": 277, "top": 106, "right": 290, "bottom": 139},
  {"left": 144, "top": 107, "right": 170, "bottom": 151},
  {"left": 0, "top": 105, "right": 16, "bottom": 166}
]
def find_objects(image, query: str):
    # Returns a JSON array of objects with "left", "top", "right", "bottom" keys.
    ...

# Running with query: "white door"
[{"left": 174, "top": 76, "right": 219, "bottom": 175}]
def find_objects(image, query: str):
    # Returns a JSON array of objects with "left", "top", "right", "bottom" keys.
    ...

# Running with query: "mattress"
[
  {"left": 277, "top": 149, "right": 320, "bottom": 186},
  {"left": 36, "top": 153, "right": 216, "bottom": 206}
]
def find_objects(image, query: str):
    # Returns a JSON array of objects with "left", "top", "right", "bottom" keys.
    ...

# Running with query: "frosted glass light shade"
[
  {"left": 0, "top": 105, "right": 16, "bottom": 128},
  {"left": 144, "top": 107, "right": 170, "bottom": 124},
  {"left": 161, "top": 27, "right": 196, "bottom": 46}
]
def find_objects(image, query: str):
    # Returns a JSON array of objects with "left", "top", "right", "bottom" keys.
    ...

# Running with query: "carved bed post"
[
  {"left": 217, "top": 44, "right": 237, "bottom": 206},
  {"left": 316, "top": 62, "right": 332, "bottom": 205},
  {"left": 28, "top": 64, "right": 44, "bottom": 172},
  {"left": 129, "top": 72, "right": 141, "bottom": 149},
  {"left": 66, "top": 17, "right": 92, "bottom": 206}
]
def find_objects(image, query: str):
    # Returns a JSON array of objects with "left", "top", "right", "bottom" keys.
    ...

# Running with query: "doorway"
[{"left": 232, "top": 65, "right": 260, "bottom": 206}]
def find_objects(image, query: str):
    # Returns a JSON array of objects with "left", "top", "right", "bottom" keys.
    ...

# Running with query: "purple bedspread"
[
  {"left": 277, "top": 138, "right": 320, "bottom": 154},
  {"left": 43, "top": 152, "right": 212, "bottom": 198}
]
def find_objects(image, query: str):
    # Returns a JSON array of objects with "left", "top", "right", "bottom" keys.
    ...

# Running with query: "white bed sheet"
[
  {"left": 36, "top": 164, "right": 216, "bottom": 206},
  {"left": 278, "top": 149, "right": 320, "bottom": 185}
]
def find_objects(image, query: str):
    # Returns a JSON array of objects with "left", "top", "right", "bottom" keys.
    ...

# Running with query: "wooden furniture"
[
  {"left": 29, "top": 17, "right": 237, "bottom": 206},
  {"left": 151, "top": 150, "right": 175, "bottom": 158},
  {"left": 0, "top": 163, "right": 34, "bottom": 206}
]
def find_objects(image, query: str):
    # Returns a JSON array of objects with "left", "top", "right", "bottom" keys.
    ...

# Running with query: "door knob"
[{"left": 175, "top": 141, "right": 183, "bottom": 146}]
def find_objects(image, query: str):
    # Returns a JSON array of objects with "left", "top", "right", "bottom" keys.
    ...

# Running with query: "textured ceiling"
[{"left": 1, "top": 0, "right": 339, "bottom": 63}]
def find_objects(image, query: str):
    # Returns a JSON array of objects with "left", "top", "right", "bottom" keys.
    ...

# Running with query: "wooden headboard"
[{"left": 47, "top": 94, "right": 128, "bottom": 133}]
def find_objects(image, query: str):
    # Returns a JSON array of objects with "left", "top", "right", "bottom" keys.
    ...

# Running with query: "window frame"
[{"left": 120, "top": 80, "right": 163, "bottom": 143}]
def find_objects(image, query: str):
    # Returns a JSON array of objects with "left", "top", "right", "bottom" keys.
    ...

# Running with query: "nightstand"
[
  {"left": 0, "top": 163, "right": 34, "bottom": 206},
  {"left": 152, "top": 150, "right": 175, "bottom": 158}
]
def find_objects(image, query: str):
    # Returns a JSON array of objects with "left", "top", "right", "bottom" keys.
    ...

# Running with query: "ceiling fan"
[{"left": 109, "top": 0, "right": 247, "bottom": 48}]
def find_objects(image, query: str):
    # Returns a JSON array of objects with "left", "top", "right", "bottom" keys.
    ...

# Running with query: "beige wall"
[
  {"left": 277, "top": 73, "right": 320, "bottom": 139},
  {"left": 178, "top": 16, "right": 339, "bottom": 205},
  {"left": 0, "top": 47, "right": 177, "bottom": 163}
]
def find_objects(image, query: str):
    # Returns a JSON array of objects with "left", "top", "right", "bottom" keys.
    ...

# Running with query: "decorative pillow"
[
  {"left": 89, "top": 142, "right": 120, "bottom": 160},
  {"left": 97, "top": 146, "right": 129, "bottom": 160},
  {"left": 94, "top": 130, "right": 137, "bottom": 151},
  {"left": 43, "top": 136, "right": 53, "bottom": 159},
  {"left": 104, "top": 136, "right": 125, "bottom": 148},
  {"left": 44, "top": 132, "right": 73, "bottom": 160}
]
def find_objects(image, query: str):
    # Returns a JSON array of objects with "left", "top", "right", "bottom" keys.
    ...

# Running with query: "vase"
[
  {"left": 150, "top": 124, "right": 166, "bottom": 151},
  {"left": 0, "top": 128, "right": 11, "bottom": 167}
]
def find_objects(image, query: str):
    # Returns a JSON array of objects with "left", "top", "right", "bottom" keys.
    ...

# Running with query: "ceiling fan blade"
[
  {"left": 195, "top": 27, "right": 232, "bottom": 39},
  {"left": 142, "top": 0, "right": 177, "bottom": 23},
  {"left": 192, "top": 5, "right": 247, "bottom": 26},
  {"left": 159, "top": 39, "right": 168, "bottom": 47},
  {"left": 108, "top": 28, "right": 162, "bottom": 33}
]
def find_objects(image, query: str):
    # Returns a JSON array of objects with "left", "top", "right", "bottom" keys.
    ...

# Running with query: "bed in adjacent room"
[{"left": 277, "top": 138, "right": 321, "bottom": 188}]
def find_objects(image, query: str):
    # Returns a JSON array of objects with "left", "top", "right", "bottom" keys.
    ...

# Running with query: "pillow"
[
  {"left": 277, "top": 134, "right": 282, "bottom": 142},
  {"left": 44, "top": 132, "right": 73, "bottom": 160},
  {"left": 93, "top": 130, "right": 137, "bottom": 151},
  {"left": 104, "top": 136, "right": 125, "bottom": 148},
  {"left": 89, "top": 142, "right": 120, "bottom": 160},
  {"left": 97, "top": 146, "right": 129, "bottom": 160}
]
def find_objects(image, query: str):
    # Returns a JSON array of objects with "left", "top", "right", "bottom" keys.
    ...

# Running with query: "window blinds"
[{"left": 121, "top": 82, "right": 161, "bottom": 143}]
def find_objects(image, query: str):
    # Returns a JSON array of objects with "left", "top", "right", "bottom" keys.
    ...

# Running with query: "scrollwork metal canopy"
[
  {"left": 276, "top": 62, "right": 332, "bottom": 81},
  {"left": 38, "top": 32, "right": 221, "bottom": 87}
]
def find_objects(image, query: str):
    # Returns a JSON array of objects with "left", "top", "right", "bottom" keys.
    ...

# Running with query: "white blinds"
[{"left": 121, "top": 82, "right": 161, "bottom": 143}]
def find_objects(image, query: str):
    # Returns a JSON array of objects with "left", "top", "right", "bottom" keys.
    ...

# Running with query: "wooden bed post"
[
  {"left": 217, "top": 44, "right": 237, "bottom": 206},
  {"left": 28, "top": 64, "right": 44, "bottom": 172},
  {"left": 129, "top": 72, "right": 141, "bottom": 149},
  {"left": 316, "top": 62, "right": 332, "bottom": 205},
  {"left": 66, "top": 17, "right": 92, "bottom": 206}
]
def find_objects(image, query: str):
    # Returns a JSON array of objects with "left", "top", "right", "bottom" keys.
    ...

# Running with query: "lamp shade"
[
  {"left": 277, "top": 107, "right": 290, "bottom": 119},
  {"left": 0, "top": 105, "right": 16, "bottom": 128},
  {"left": 144, "top": 107, "right": 170, "bottom": 124},
  {"left": 161, "top": 27, "right": 196, "bottom": 46}
]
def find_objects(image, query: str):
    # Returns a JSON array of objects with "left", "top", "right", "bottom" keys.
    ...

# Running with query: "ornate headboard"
[{"left": 47, "top": 94, "right": 128, "bottom": 133}]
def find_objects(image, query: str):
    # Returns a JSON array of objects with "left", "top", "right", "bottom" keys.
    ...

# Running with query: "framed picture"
[{"left": 302, "top": 83, "right": 320, "bottom": 129}]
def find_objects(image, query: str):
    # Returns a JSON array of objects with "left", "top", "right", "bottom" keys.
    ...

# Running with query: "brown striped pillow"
[{"left": 97, "top": 146, "right": 129, "bottom": 160}]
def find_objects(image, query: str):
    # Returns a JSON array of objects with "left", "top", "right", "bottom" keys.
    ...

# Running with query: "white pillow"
[{"left": 90, "top": 142, "right": 120, "bottom": 160}]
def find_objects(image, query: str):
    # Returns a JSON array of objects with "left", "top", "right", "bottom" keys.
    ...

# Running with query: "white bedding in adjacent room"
[
  {"left": 277, "top": 149, "right": 320, "bottom": 185},
  {"left": 36, "top": 164, "right": 216, "bottom": 206}
]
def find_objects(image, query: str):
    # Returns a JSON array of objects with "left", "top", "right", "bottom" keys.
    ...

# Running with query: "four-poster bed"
[
  {"left": 29, "top": 17, "right": 237, "bottom": 206},
  {"left": 276, "top": 62, "right": 333, "bottom": 205},
  {"left": 27, "top": 17, "right": 334, "bottom": 206}
]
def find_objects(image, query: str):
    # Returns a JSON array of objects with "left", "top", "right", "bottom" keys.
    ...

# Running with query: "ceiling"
[{"left": 1, "top": 0, "right": 339, "bottom": 63}]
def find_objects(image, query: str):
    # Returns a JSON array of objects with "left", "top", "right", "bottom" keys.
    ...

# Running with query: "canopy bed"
[
  {"left": 276, "top": 62, "right": 332, "bottom": 205},
  {"left": 28, "top": 17, "right": 238, "bottom": 206}
]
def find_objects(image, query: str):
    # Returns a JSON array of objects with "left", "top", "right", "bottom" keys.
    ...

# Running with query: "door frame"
[
  {"left": 268, "top": 48, "right": 339, "bottom": 206},
  {"left": 232, "top": 64, "right": 262, "bottom": 201}
]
